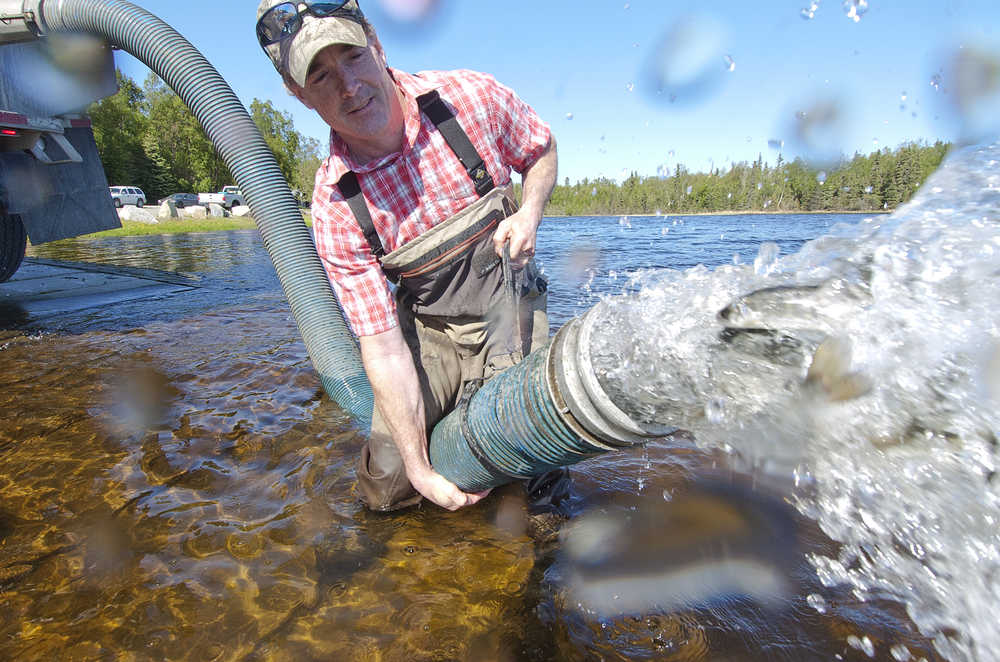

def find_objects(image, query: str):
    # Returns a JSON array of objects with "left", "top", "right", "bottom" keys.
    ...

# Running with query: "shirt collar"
[{"left": 327, "top": 68, "right": 439, "bottom": 175}]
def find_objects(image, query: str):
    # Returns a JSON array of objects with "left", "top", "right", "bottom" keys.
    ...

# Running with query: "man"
[{"left": 256, "top": 0, "right": 559, "bottom": 512}]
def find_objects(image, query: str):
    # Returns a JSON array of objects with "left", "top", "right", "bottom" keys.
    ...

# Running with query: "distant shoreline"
[
  {"left": 543, "top": 209, "right": 892, "bottom": 218},
  {"left": 31, "top": 208, "right": 886, "bottom": 244}
]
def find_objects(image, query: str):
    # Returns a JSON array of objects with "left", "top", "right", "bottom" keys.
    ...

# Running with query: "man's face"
[{"left": 290, "top": 37, "right": 402, "bottom": 158}]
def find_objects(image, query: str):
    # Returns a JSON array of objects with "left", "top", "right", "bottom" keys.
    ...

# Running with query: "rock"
[
  {"left": 181, "top": 205, "right": 207, "bottom": 219},
  {"left": 157, "top": 200, "right": 179, "bottom": 219},
  {"left": 206, "top": 203, "right": 226, "bottom": 218},
  {"left": 230, "top": 205, "right": 251, "bottom": 217},
  {"left": 118, "top": 206, "right": 158, "bottom": 224}
]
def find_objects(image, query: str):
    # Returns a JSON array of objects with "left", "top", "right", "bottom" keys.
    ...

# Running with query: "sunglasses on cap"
[{"left": 256, "top": 1, "right": 362, "bottom": 48}]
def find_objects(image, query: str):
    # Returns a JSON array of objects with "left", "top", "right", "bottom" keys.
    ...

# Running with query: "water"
[{"left": 1, "top": 156, "right": 983, "bottom": 660}]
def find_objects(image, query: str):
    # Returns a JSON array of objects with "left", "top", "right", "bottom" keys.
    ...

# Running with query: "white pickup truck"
[{"left": 198, "top": 186, "right": 245, "bottom": 210}]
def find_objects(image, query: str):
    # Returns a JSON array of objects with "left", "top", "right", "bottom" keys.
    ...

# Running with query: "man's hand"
[
  {"left": 493, "top": 208, "right": 539, "bottom": 269},
  {"left": 407, "top": 466, "right": 492, "bottom": 511},
  {"left": 493, "top": 137, "right": 558, "bottom": 269}
]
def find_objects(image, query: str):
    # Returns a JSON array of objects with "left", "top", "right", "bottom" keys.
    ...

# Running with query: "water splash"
[
  {"left": 581, "top": 141, "right": 1000, "bottom": 661},
  {"left": 842, "top": 0, "right": 869, "bottom": 23}
]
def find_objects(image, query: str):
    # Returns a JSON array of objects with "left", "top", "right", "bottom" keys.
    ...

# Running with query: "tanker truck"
[{"left": 0, "top": 1, "right": 121, "bottom": 282}]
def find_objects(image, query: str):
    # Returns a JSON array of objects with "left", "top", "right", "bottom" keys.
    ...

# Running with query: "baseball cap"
[{"left": 256, "top": 0, "right": 368, "bottom": 87}]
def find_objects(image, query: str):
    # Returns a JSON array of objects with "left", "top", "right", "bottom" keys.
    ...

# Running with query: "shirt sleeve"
[
  {"left": 479, "top": 73, "right": 552, "bottom": 174},
  {"left": 311, "top": 160, "right": 399, "bottom": 337}
]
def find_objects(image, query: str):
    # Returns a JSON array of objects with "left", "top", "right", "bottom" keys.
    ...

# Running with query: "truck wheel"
[
  {"left": 0, "top": 211, "right": 27, "bottom": 283},
  {"left": 114, "top": 198, "right": 122, "bottom": 208}
]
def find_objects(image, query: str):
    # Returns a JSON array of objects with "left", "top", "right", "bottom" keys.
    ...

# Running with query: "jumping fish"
[{"left": 718, "top": 279, "right": 872, "bottom": 336}]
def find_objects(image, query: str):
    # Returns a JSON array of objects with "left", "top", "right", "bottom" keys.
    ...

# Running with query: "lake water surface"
[{"left": 0, "top": 209, "right": 955, "bottom": 661}]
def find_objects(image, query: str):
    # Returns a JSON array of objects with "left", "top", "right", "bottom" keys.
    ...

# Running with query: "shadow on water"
[{"left": 0, "top": 214, "right": 953, "bottom": 660}]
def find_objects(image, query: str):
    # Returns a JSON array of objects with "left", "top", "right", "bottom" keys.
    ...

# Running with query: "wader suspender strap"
[{"left": 335, "top": 89, "right": 497, "bottom": 260}]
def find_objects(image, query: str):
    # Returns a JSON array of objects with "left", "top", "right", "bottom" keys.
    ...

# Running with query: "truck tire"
[{"left": 0, "top": 211, "right": 27, "bottom": 283}]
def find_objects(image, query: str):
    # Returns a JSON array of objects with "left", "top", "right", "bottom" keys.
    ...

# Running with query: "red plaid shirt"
[{"left": 311, "top": 68, "right": 552, "bottom": 337}]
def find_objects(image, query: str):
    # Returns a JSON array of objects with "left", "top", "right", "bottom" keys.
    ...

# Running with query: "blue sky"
[{"left": 118, "top": 1, "right": 999, "bottom": 184}]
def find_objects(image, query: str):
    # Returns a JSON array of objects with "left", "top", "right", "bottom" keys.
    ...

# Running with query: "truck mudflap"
[
  {"left": 0, "top": 125, "right": 120, "bottom": 245},
  {"left": 0, "top": 210, "right": 26, "bottom": 282}
]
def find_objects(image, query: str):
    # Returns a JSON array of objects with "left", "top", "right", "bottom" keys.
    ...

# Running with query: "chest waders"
[{"left": 338, "top": 90, "right": 548, "bottom": 511}]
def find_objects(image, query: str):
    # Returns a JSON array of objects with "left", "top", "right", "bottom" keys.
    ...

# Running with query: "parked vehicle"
[
  {"left": 158, "top": 192, "right": 199, "bottom": 208},
  {"left": 198, "top": 186, "right": 245, "bottom": 210},
  {"left": 109, "top": 186, "right": 146, "bottom": 208},
  {"left": 0, "top": 24, "right": 121, "bottom": 282}
]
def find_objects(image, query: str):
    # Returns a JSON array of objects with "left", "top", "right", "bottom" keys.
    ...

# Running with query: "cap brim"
[{"left": 281, "top": 17, "right": 368, "bottom": 87}]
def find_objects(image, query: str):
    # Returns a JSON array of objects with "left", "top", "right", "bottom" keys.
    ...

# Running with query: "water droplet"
[
  {"left": 727, "top": 191, "right": 733, "bottom": 199},
  {"left": 864, "top": 185, "right": 873, "bottom": 193},
  {"left": 800, "top": 1, "right": 820, "bottom": 20},
  {"left": 842, "top": 0, "right": 868, "bottom": 22},
  {"left": 705, "top": 397, "right": 727, "bottom": 423},
  {"left": 790, "top": 97, "right": 848, "bottom": 166},
  {"left": 641, "top": 14, "right": 729, "bottom": 106},
  {"left": 890, "top": 645, "right": 913, "bottom": 661},
  {"left": 668, "top": 149, "right": 675, "bottom": 157},
  {"left": 807, "top": 593, "right": 828, "bottom": 613},
  {"left": 686, "top": 185, "right": 693, "bottom": 195},
  {"left": 929, "top": 72, "right": 943, "bottom": 92},
  {"left": 619, "top": 215, "right": 631, "bottom": 228},
  {"left": 662, "top": 488, "right": 673, "bottom": 501},
  {"left": 660, "top": 226, "right": 670, "bottom": 236},
  {"left": 754, "top": 241, "right": 780, "bottom": 275},
  {"left": 591, "top": 187, "right": 597, "bottom": 196},
  {"left": 626, "top": 82, "right": 635, "bottom": 92},
  {"left": 817, "top": 170, "right": 827, "bottom": 184},
  {"left": 565, "top": 112, "right": 574, "bottom": 120},
  {"left": 901, "top": 91, "right": 908, "bottom": 102},
  {"left": 756, "top": 182, "right": 763, "bottom": 190},
  {"left": 768, "top": 138, "right": 784, "bottom": 150}
]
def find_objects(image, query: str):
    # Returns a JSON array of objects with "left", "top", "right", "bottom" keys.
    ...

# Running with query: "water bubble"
[
  {"left": 806, "top": 593, "right": 828, "bottom": 613},
  {"left": 565, "top": 112, "right": 574, "bottom": 120},
  {"left": 842, "top": 0, "right": 868, "bottom": 23},
  {"left": 816, "top": 171, "right": 827, "bottom": 184},
  {"left": 800, "top": 1, "right": 820, "bottom": 20},
  {"left": 641, "top": 13, "right": 729, "bottom": 107}
]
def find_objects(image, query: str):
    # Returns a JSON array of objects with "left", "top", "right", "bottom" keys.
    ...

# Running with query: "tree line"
[
  {"left": 544, "top": 141, "right": 950, "bottom": 216},
  {"left": 88, "top": 70, "right": 323, "bottom": 204},
  {"left": 89, "top": 70, "right": 949, "bottom": 214}
]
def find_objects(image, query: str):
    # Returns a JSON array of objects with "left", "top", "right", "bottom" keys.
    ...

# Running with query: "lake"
[{"left": 0, "top": 210, "right": 953, "bottom": 661}]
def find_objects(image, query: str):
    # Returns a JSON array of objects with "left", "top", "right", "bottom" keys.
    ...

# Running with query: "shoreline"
[{"left": 31, "top": 208, "right": 885, "bottom": 244}]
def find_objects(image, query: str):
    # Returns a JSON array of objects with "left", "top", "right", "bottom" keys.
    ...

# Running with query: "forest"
[{"left": 89, "top": 70, "right": 950, "bottom": 215}]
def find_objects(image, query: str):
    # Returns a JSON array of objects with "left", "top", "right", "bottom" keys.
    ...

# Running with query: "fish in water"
[
  {"left": 718, "top": 279, "right": 872, "bottom": 336},
  {"left": 560, "top": 479, "right": 800, "bottom": 617}
]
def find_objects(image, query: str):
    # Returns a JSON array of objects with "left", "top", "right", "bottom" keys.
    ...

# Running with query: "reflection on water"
[{"left": 0, "top": 215, "right": 951, "bottom": 660}]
